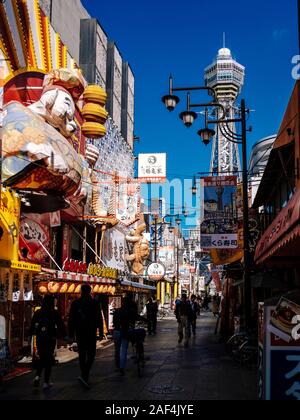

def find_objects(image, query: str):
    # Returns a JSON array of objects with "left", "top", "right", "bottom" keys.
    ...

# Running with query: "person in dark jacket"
[
  {"left": 146, "top": 297, "right": 158, "bottom": 335},
  {"left": 29, "top": 295, "right": 66, "bottom": 390},
  {"left": 68, "top": 285, "right": 103, "bottom": 389},
  {"left": 190, "top": 295, "right": 199, "bottom": 336},
  {"left": 175, "top": 294, "right": 193, "bottom": 347},
  {"left": 113, "top": 294, "right": 146, "bottom": 375}
]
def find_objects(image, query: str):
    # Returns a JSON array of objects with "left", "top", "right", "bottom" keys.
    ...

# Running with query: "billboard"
[
  {"left": 138, "top": 153, "right": 167, "bottom": 183},
  {"left": 201, "top": 176, "right": 238, "bottom": 249}
]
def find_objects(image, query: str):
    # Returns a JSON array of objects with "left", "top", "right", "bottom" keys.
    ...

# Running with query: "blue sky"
[{"left": 82, "top": 0, "right": 298, "bottom": 217}]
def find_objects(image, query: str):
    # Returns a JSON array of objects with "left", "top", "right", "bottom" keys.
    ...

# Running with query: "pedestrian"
[
  {"left": 146, "top": 297, "right": 158, "bottom": 335},
  {"left": 203, "top": 294, "right": 210, "bottom": 311},
  {"left": 68, "top": 285, "right": 103, "bottom": 389},
  {"left": 29, "top": 295, "right": 66, "bottom": 391},
  {"left": 212, "top": 295, "right": 220, "bottom": 317},
  {"left": 175, "top": 294, "right": 193, "bottom": 347},
  {"left": 113, "top": 294, "right": 147, "bottom": 375},
  {"left": 190, "top": 295, "right": 199, "bottom": 336}
]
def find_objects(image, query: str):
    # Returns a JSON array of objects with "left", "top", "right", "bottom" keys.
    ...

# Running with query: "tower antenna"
[{"left": 223, "top": 32, "right": 226, "bottom": 48}]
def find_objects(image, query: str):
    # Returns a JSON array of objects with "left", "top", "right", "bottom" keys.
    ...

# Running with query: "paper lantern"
[
  {"left": 98, "top": 285, "right": 104, "bottom": 293},
  {"left": 83, "top": 85, "right": 107, "bottom": 106},
  {"left": 59, "top": 283, "right": 69, "bottom": 293},
  {"left": 75, "top": 285, "right": 81, "bottom": 294},
  {"left": 82, "top": 122, "right": 106, "bottom": 139},
  {"left": 39, "top": 284, "right": 48, "bottom": 294},
  {"left": 82, "top": 103, "right": 108, "bottom": 124},
  {"left": 68, "top": 284, "right": 75, "bottom": 294},
  {"left": 93, "top": 285, "right": 100, "bottom": 293},
  {"left": 48, "top": 282, "right": 59, "bottom": 294}
]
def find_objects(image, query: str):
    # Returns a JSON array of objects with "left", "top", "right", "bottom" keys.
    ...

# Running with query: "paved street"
[{"left": 0, "top": 313, "right": 257, "bottom": 401}]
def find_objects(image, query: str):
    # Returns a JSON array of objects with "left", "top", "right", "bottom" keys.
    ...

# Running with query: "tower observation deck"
[{"left": 204, "top": 46, "right": 245, "bottom": 175}]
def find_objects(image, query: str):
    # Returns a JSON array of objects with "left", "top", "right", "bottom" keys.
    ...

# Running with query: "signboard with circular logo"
[{"left": 147, "top": 262, "right": 166, "bottom": 281}]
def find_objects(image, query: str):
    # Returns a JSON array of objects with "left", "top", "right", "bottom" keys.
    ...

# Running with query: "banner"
[
  {"left": 102, "top": 228, "right": 126, "bottom": 271},
  {"left": 201, "top": 176, "right": 238, "bottom": 249},
  {"left": 138, "top": 153, "right": 167, "bottom": 183},
  {"left": 116, "top": 181, "right": 140, "bottom": 226}
]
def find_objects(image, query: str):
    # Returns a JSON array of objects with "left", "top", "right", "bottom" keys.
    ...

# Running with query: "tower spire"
[{"left": 223, "top": 32, "right": 226, "bottom": 48}]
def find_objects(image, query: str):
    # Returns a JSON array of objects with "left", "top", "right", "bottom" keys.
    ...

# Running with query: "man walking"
[
  {"left": 68, "top": 285, "right": 103, "bottom": 389},
  {"left": 175, "top": 294, "right": 193, "bottom": 348}
]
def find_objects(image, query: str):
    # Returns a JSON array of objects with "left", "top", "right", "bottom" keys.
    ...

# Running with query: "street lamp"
[{"left": 162, "top": 76, "right": 252, "bottom": 330}]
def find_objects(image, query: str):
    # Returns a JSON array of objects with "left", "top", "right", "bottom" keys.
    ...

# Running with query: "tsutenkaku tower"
[{"left": 204, "top": 42, "right": 245, "bottom": 175}]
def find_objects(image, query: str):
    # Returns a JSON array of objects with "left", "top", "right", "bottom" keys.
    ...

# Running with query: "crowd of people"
[{"left": 26, "top": 287, "right": 221, "bottom": 391}]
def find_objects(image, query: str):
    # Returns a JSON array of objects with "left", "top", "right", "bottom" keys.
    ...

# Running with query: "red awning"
[{"left": 255, "top": 189, "right": 300, "bottom": 264}]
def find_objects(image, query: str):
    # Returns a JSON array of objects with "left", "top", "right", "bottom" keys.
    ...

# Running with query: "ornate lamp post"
[{"left": 162, "top": 77, "right": 252, "bottom": 330}]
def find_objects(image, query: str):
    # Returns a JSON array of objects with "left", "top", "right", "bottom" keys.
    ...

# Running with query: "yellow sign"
[
  {"left": 87, "top": 263, "right": 118, "bottom": 280},
  {"left": 0, "top": 260, "right": 41, "bottom": 272},
  {"left": 0, "top": 189, "right": 20, "bottom": 261},
  {"left": 10, "top": 260, "right": 41, "bottom": 272}
]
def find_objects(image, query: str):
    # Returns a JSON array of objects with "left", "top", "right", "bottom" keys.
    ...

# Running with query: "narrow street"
[{"left": 0, "top": 313, "right": 257, "bottom": 401}]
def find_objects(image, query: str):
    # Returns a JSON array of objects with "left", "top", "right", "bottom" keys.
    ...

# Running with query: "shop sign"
[
  {"left": 102, "top": 229, "right": 125, "bottom": 271},
  {"left": 87, "top": 264, "right": 118, "bottom": 280},
  {"left": 0, "top": 189, "right": 20, "bottom": 261},
  {"left": 270, "top": 298, "right": 300, "bottom": 343},
  {"left": 19, "top": 216, "right": 50, "bottom": 266},
  {"left": 0, "top": 260, "right": 41, "bottom": 272},
  {"left": 261, "top": 304, "right": 300, "bottom": 400},
  {"left": 147, "top": 262, "right": 166, "bottom": 281},
  {"left": 201, "top": 176, "right": 238, "bottom": 249},
  {"left": 138, "top": 153, "right": 167, "bottom": 183},
  {"left": 62, "top": 259, "right": 87, "bottom": 274},
  {"left": 116, "top": 181, "right": 140, "bottom": 226}
]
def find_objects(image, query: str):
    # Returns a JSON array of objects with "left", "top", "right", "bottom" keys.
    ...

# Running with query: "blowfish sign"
[
  {"left": 201, "top": 176, "right": 238, "bottom": 249},
  {"left": 147, "top": 262, "right": 166, "bottom": 281}
]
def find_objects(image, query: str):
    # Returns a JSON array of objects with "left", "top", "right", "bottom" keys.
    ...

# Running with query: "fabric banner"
[
  {"left": 116, "top": 181, "right": 140, "bottom": 226},
  {"left": 201, "top": 176, "right": 238, "bottom": 249}
]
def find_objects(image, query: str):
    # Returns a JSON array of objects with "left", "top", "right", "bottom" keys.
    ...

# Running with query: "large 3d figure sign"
[{"left": 2, "top": 69, "right": 84, "bottom": 200}]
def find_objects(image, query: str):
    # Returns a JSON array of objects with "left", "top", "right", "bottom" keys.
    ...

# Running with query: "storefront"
[
  {"left": 253, "top": 81, "right": 300, "bottom": 290},
  {"left": 0, "top": 260, "right": 41, "bottom": 357}
]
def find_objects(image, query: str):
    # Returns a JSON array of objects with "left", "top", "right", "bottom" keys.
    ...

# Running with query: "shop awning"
[
  {"left": 254, "top": 189, "right": 300, "bottom": 265},
  {"left": 120, "top": 280, "right": 156, "bottom": 291}
]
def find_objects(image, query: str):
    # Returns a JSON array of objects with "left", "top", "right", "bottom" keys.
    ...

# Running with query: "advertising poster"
[
  {"left": 19, "top": 214, "right": 50, "bottom": 266},
  {"left": 158, "top": 246, "right": 175, "bottom": 275},
  {"left": 116, "top": 181, "right": 140, "bottom": 226},
  {"left": 102, "top": 228, "right": 126, "bottom": 271},
  {"left": 138, "top": 153, "right": 167, "bottom": 183},
  {"left": 262, "top": 304, "right": 300, "bottom": 400},
  {"left": 201, "top": 176, "right": 238, "bottom": 249}
]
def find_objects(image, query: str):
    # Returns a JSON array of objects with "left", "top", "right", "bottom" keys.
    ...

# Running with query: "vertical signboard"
[
  {"left": 201, "top": 176, "right": 238, "bottom": 249},
  {"left": 116, "top": 180, "right": 140, "bottom": 226},
  {"left": 261, "top": 300, "right": 300, "bottom": 400},
  {"left": 102, "top": 228, "right": 125, "bottom": 271}
]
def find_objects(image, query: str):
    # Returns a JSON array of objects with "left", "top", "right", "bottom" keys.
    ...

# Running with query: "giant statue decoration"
[
  {"left": 2, "top": 69, "right": 85, "bottom": 199},
  {"left": 125, "top": 217, "right": 150, "bottom": 275}
]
